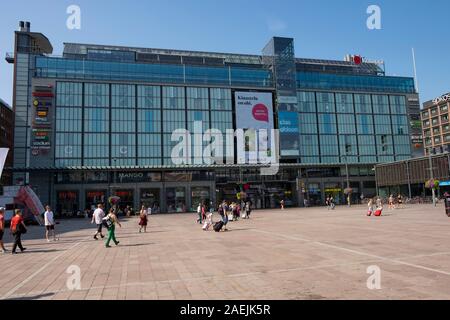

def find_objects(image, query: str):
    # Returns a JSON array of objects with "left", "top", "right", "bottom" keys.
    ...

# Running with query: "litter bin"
[{"left": 445, "top": 195, "right": 450, "bottom": 217}]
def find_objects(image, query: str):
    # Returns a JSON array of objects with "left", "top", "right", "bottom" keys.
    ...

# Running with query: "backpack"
[{"left": 102, "top": 215, "right": 113, "bottom": 229}]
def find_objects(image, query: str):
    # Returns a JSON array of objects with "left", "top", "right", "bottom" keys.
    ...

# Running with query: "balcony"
[{"left": 5, "top": 52, "right": 14, "bottom": 64}]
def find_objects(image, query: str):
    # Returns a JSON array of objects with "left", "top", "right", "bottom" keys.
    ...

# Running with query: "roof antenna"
[{"left": 412, "top": 48, "right": 419, "bottom": 94}]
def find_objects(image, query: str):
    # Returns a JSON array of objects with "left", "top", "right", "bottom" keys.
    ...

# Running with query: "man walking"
[
  {"left": 92, "top": 203, "right": 105, "bottom": 240},
  {"left": 10, "top": 209, "right": 27, "bottom": 254},
  {"left": 44, "top": 205, "right": 58, "bottom": 242},
  {"left": 0, "top": 207, "right": 7, "bottom": 253}
]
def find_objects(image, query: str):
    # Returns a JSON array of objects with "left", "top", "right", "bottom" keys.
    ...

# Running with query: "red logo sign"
[
  {"left": 353, "top": 55, "right": 362, "bottom": 65},
  {"left": 252, "top": 104, "right": 269, "bottom": 123}
]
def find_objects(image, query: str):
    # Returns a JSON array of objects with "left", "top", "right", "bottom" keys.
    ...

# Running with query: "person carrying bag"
[{"left": 10, "top": 209, "right": 27, "bottom": 254}]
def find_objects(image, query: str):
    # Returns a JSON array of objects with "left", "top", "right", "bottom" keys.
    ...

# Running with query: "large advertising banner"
[
  {"left": 278, "top": 112, "right": 300, "bottom": 156},
  {"left": 0, "top": 148, "right": 8, "bottom": 179},
  {"left": 235, "top": 92, "right": 275, "bottom": 164},
  {"left": 235, "top": 92, "right": 274, "bottom": 130}
]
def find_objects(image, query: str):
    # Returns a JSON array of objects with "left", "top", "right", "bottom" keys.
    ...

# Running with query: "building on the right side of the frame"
[
  {"left": 421, "top": 93, "right": 450, "bottom": 155},
  {"left": 375, "top": 92, "right": 450, "bottom": 199},
  {"left": 0, "top": 98, "right": 14, "bottom": 186}
]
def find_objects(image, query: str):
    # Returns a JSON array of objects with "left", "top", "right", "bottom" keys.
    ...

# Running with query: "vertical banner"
[
  {"left": 0, "top": 148, "right": 9, "bottom": 179},
  {"left": 235, "top": 92, "right": 274, "bottom": 164}
]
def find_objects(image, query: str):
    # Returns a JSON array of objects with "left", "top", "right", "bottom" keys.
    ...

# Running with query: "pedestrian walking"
[
  {"left": 0, "top": 207, "right": 7, "bottom": 253},
  {"left": 397, "top": 194, "right": 403, "bottom": 209},
  {"left": 201, "top": 203, "right": 207, "bottom": 222},
  {"left": 367, "top": 199, "right": 374, "bottom": 216},
  {"left": 105, "top": 208, "right": 121, "bottom": 248},
  {"left": 280, "top": 199, "right": 285, "bottom": 210},
  {"left": 139, "top": 205, "right": 148, "bottom": 233},
  {"left": 376, "top": 197, "right": 382, "bottom": 209},
  {"left": 325, "top": 196, "right": 330, "bottom": 210},
  {"left": 91, "top": 203, "right": 105, "bottom": 240},
  {"left": 196, "top": 203, "right": 203, "bottom": 224},
  {"left": 330, "top": 196, "right": 335, "bottom": 210},
  {"left": 216, "top": 203, "right": 228, "bottom": 231},
  {"left": 388, "top": 195, "right": 394, "bottom": 210},
  {"left": 10, "top": 209, "right": 27, "bottom": 254},
  {"left": 44, "top": 205, "right": 58, "bottom": 242},
  {"left": 245, "top": 201, "right": 251, "bottom": 219}
]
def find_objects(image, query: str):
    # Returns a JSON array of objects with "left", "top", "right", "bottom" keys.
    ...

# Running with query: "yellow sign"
[
  {"left": 325, "top": 188, "right": 342, "bottom": 193},
  {"left": 33, "top": 100, "right": 39, "bottom": 106}
]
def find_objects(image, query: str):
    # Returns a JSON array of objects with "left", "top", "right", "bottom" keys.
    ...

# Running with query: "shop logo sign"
[{"left": 252, "top": 104, "right": 269, "bottom": 123}]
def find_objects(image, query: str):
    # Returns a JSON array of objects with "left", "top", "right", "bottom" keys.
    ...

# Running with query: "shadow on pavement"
[{"left": 6, "top": 292, "right": 55, "bottom": 300}]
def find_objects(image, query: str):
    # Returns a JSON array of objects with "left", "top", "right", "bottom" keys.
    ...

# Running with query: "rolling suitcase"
[{"left": 213, "top": 221, "right": 224, "bottom": 232}]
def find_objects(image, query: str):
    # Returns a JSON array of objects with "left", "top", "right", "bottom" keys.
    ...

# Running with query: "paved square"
[{"left": 1, "top": 204, "right": 450, "bottom": 300}]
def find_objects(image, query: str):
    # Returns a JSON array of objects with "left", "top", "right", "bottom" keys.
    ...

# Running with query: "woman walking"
[
  {"left": 245, "top": 201, "right": 251, "bottom": 219},
  {"left": 105, "top": 208, "right": 122, "bottom": 248},
  {"left": 388, "top": 195, "right": 394, "bottom": 210},
  {"left": 201, "top": 203, "right": 207, "bottom": 222},
  {"left": 367, "top": 199, "right": 374, "bottom": 216},
  {"left": 139, "top": 205, "right": 148, "bottom": 233},
  {"left": 196, "top": 203, "right": 203, "bottom": 224},
  {"left": 0, "top": 207, "right": 7, "bottom": 253},
  {"left": 10, "top": 209, "right": 27, "bottom": 254}
]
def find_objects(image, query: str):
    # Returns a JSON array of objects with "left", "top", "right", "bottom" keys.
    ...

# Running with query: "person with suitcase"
[{"left": 215, "top": 204, "right": 227, "bottom": 232}]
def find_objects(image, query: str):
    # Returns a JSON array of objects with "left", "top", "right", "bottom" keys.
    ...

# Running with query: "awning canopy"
[{"left": 6, "top": 162, "right": 377, "bottom": 173}]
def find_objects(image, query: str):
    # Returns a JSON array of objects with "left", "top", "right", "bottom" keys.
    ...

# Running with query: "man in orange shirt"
[
  {"left": 0, "top": 207, "right": 7, "bottom": 253},
  {"left": 10, "top": 209, "right": 27, "bottom": 254}
]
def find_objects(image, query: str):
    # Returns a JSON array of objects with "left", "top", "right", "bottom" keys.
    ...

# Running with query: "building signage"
[
  {"left": 278, "top": 96, "right": 298, "bottom": 104},
  {"left": 347, "top": 55, "right": 384, "bottom": 66},
  {"left": 235, "top": 92, "right": 275, "bottom": 164},
  {"left": 117, "top": 172, "right": 162, "bottom": 183},
  {"left": 235, "top": 92, "right": 274, "bottom": 130},
  {"left": 433, "top": 93, "right": 450, "bottom": 104},
  {"left": 278, "top": 112, "right": 300, "bottom": 156},
  {"left": 278, "top": 112, "right": 299, "bottom": 134},
  {"left": 31, "top": 85, "right": 54, "bottom": 156}
]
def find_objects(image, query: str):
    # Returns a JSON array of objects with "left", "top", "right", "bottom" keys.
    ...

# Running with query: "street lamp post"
[{"left": 428, "top": 149, "right": 437, "bottom": 207}]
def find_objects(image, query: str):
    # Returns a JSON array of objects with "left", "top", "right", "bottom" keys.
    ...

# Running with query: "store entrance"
[
  {"left": 216, "top": 182, "right": 295, "bottom": 209},
  {"left": 56, "top": 191, "right": 79, "bottom": 218},
  {"left": 113, "top": 190, "right": 134, "bottom": 215},
  {"left": 140, "top": 188, "right": 161, "bottom": 214}
]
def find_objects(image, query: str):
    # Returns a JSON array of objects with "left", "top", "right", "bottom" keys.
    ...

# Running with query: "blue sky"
[{"left": 1, "top": 0, "right": 449, "bottom": 106}]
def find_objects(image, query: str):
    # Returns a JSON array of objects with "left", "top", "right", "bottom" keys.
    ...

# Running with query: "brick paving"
[{"left": 1, "top": 204, "right": 450, "bottom": 300}]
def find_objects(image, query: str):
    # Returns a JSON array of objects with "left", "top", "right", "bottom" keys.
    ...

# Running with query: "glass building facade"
[{"left": 9, "top": 28, "right": 419, "bottom": 214}]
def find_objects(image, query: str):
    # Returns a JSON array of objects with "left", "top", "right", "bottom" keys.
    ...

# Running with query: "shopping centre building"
[{"left": 5, "top": 21, "right": 421, "bottom": 214}]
